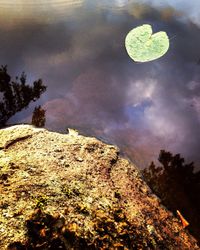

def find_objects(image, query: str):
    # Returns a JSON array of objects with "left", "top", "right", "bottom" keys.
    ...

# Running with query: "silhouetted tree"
[
  {"left": 0, "top": 65, "right": 46, "bottom": 127},
  {"left": 31, "top": 105, "right": 46, "bottom": 128},
  {"left": 143, "top": 150, "right": 200, "bottom": 245}
]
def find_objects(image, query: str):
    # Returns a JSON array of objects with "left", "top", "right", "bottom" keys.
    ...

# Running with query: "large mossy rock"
[{"left": 0, "top": 125, "right": 199, "bottom": 249}]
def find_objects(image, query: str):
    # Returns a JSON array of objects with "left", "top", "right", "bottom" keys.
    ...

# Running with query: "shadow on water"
[
  {"left": 143, "top": 150, "right": 200, "bottom": 245},
  {"left": 0, "top": 65, "right": 46, "bottom": 128}
]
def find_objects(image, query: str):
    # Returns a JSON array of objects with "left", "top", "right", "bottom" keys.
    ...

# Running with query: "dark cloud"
[{"left": 1, "top": 1, "right": 200, "bottom": 168}]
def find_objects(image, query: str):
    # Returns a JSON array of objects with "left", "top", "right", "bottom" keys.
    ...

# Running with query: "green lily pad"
[{"left": 125, "top": 24, "right": 169, "bottom": 62}]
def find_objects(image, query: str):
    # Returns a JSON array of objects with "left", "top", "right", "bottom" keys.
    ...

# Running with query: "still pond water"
[{"left": 1, "top": 0, "right": 200, "bottom": 168}]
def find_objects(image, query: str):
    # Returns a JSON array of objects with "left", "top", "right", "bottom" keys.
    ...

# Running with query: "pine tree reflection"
[
  {"left": 0, "top": 65, "right": 46, "bottom": 127},
  {"left": 143, "top": 150, "right": 200, "bottom": 245},
  {"left": 31, "top": 105, "right": 46, "bottom": 128}
]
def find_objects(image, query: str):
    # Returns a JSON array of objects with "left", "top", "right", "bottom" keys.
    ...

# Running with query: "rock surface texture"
[{"left": 0, "top": 125, "right": 199, "bottom": 249}]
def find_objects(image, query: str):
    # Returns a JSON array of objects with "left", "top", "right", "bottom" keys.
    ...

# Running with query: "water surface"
[{"left": 1, "top": 0, "right": 200, "bottom": 168}]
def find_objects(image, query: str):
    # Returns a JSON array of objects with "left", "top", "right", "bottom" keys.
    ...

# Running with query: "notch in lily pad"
[{"left": 125, "top": 24, "right": 169, "bottom": 62}]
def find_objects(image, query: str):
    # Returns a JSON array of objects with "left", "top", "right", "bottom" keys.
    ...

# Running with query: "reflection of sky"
[
  {"left": 140, "top": 0, "right": 200, "bottom": 26},
  {"left": 0, "top": 0, "right": 200, "bottom": 168},
  {"left": 125, "top": 100, "right": 153, "bottom": 127}
]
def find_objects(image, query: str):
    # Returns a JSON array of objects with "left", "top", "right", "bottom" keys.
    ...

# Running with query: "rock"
[{"left": 0, "top": 125, "right": 199, "bottom": 249}]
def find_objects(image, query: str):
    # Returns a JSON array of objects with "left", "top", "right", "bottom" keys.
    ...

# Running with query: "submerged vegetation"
[{"left": 7, "top": 206, "right": 165, "bottom": 250}]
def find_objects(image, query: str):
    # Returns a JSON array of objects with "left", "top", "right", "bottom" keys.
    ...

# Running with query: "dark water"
[{"left": 1, "top": 0, "right": 200, "bottom": 168}]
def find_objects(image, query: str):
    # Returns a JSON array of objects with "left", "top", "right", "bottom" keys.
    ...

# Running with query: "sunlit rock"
[{"left": 0, "top": 125, "right": 199, "bottom": 249}]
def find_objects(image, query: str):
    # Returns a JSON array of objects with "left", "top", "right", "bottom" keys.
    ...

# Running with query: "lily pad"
[{"left": 125, "top": 24, "right": 169, "bottom": 62}]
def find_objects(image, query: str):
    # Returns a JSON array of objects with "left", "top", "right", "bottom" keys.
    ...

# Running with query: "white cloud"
[
  {"left": 126, "top": 78, "right": 157, "bottom": 106},
  {"left": 144, "top": 104, "right": 178, "bottom": 138},
  {"left": 140, "top": 0, "right": 200, "bottom": 26},
  {"left": 191, "top": 96, "right": 200, "bottom": 122}
]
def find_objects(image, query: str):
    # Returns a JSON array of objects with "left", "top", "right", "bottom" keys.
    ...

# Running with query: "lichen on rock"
[{"left": 0, "top": 125, "right": 199, "bottom": 249}]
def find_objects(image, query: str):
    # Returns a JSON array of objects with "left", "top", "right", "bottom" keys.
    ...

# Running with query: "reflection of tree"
[
  {"left": 143, "top": 150, "right": 200, "bottom": 245},
  {"left": 31, "top": 105, "right": 46, "bottom": 128},
  {"left": 0, "top": 65, "right": 46, "bottom": 127}
]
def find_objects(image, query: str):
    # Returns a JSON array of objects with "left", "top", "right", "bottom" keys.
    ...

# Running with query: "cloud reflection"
[
  {"left": 0, "top": 1, "right": 200, "bottom": 168},
  {"left": 140, "top": 0, "right": 200, "bottom": 26},
  {"left": 0, "top": 0, "right": 84, "bottom": 23}
]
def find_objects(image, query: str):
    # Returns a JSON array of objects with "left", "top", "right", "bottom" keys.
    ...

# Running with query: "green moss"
[
  {"left": 61, "top": 181, "right": 86, "bottom": 198},
  {"left": 34, "top": 195, "right": 48, "bottom": 209}
]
